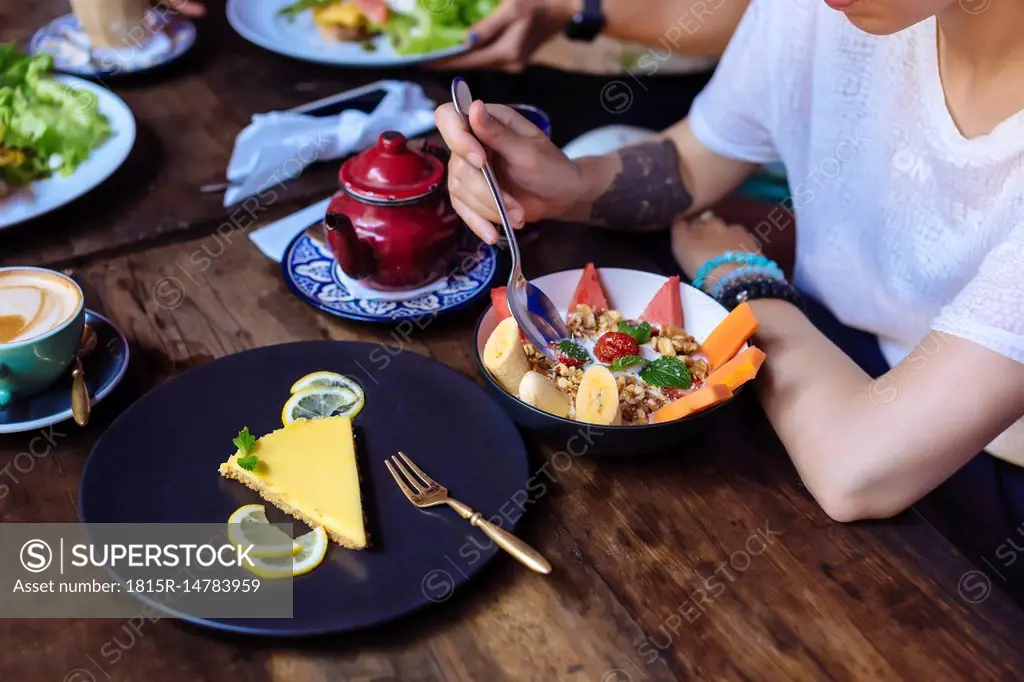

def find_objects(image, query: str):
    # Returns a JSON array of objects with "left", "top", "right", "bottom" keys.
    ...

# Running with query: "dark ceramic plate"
[
  {"left": 474, "top": 269, "right": 746, "bottom": 457},
  {"left": 0, "top": 310, "right": 130, "bottom": 434},
  {"left": 79, "top": 342, "right": 530, "bottom": 636}
]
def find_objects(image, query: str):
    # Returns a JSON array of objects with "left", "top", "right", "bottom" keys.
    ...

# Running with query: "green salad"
[
  {"left": 385, "top": 0, "right": 499, "bottom": 55},
  {"left": 279, "top": 0, "right": 499, "bottom": 56},
  {"left": 0, "top": 44, "right": 111, "bottom": 194}
]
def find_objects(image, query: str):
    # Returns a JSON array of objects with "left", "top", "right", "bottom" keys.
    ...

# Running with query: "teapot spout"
[{"left": 324, "top": 212, "right": 377, "bottom": 280}]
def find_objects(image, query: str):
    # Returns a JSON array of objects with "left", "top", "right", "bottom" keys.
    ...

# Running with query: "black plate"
[{"left": 79, "top": 342, "right": 530, "bottom": 636}]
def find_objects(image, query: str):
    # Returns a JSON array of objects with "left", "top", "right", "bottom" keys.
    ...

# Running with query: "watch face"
[{"left": 566, "top": 7, "right": 604, "bottom": 42}]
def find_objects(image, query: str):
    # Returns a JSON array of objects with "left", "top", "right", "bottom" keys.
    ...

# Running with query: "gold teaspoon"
[{"left": 72, "top": 324, "right": 98, "bottom": 427}]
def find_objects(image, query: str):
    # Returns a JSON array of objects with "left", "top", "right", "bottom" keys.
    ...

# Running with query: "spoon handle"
[
  {"left": 479, "top": 162, "right": 521, "bottom": 277},
  {"left": 71, "top": 359, "right": 90, "bottom": 427}
]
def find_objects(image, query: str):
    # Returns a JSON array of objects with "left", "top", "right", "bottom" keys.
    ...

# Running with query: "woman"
[{"left": 436, "top": 0, "right": 1024, "bottom": 588}]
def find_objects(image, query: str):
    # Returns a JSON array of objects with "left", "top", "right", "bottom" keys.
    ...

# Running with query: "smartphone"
[{"left": 290, "top": 81, "right": 392, "bottom": 117}]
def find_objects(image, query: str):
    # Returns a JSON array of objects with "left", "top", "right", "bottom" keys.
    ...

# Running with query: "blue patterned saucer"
[
  {"left": 29, "top": 12, "right": 196, "bottom": 78},
  {"left": 283, "top": 229, "right": 498, "bottom": 323}
]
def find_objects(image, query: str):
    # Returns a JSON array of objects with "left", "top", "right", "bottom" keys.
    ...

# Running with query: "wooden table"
[{"left": 3, "top": 3, "right": 1024, "bottom": 681}]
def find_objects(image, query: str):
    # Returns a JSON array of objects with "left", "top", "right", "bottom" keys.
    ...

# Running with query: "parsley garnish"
[
  {"left": 618, "top": 320, "right": 653, "bottom": 345},
  {"left": 236, "top": 454, "right": 259, "bottom": 472},
  {"left": 233, "top": 427, "right": 259, "bottom": 471},
  {"left": 610, "top": 355, "right": 648, "bottom": 372},
  {"left": 556, "top": 339, "right": 590, "bottom": 363},
  {"left": 639, "top": 356, "right": 692, "bottom": 389}
]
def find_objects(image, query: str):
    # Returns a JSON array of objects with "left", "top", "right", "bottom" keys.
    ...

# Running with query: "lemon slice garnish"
[
  {"left": 227, "top": 504, "right": 299, "bottom": 559},
  {"left": 281, "top": 386, "right": 364, "bottom": 426},
  {"left": 290, "top": 371, "right": 363, "bottom": 396},
  {"left": 243, "top": 526, "right": 329, "bottom": 579}
]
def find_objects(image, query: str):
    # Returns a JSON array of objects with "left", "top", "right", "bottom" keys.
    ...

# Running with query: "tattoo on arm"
[{"left": 589, "top": 140, "right": 693, "bottom": 231}]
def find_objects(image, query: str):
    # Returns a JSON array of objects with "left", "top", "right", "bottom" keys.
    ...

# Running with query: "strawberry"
[{"left": 593, "top": 332, "right": 640, "bottom": 363}]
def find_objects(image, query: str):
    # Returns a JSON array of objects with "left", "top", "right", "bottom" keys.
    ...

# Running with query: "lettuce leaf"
[
  {"left": 384, "top": 0, "right": 500, "bottom": 55},
  {"left": 0, "top": 43, "right": 111, "bottom": 187}
]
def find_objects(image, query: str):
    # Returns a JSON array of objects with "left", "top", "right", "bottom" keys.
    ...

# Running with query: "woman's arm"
[
  {"left": 436, "top": 101, "right": 757, "bottom": 243},
  {"left": 753, "top": 300, "right": 1024, "bottom": 521},
  {"left": 672, "top": 218, "right": 1024, "bottom": 521}
]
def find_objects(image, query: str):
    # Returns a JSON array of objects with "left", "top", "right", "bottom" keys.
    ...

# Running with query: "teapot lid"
[{"left": 339, "top": 131, "right": 444, "bottom": 203}]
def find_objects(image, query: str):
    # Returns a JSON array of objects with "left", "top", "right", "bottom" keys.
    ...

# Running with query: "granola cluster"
[
  {"left": 567, "top": 304, "right": 622, "bottom": 336},
  {"left": 521, "top": 305, "right": 711, "bottom": 424},
  {"left": 616, "top": 374, "right": 672, "bottom": 425}
]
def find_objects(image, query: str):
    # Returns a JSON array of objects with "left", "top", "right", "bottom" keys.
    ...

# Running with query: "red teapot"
[{"left": 324, "top": 131, "right": 463, "bottom": 291}]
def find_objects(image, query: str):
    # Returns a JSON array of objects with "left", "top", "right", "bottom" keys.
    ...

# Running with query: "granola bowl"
[{"left": 473, "top": 268, "right": 747, "bottom": 457}]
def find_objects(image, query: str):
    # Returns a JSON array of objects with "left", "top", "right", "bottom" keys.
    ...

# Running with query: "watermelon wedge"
[
  {"left": 491, "top": 286, "right": 512, "bottom": 321},
  {"left": 639, "top": 276, "right": 683, "bottom": 328},
  {"left": 568, "top": 263, "right": 611, "bottom": 314}
]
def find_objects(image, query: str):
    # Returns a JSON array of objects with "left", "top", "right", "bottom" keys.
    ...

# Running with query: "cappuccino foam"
[{"left": 0, "top": 270, "right": 82, "bottom": 345}]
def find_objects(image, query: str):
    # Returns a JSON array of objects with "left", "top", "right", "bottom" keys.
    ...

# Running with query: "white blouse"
[{"left": 688, "top": 0, "right": 1024, "bottom": 462}]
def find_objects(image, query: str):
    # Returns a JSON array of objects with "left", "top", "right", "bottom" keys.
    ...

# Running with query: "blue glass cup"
[{"left": 509, "top": 104, "right": 552, "bottom": 139}]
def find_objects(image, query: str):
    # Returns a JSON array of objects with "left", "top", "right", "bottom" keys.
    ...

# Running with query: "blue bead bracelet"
[{"left": 693, "top": 251, "right": 782, "bottom": 291}]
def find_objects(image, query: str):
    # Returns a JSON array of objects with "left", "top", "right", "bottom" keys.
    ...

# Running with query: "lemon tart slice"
[{"left": 219, "top": 416, "right": 368, "bottom": 550}]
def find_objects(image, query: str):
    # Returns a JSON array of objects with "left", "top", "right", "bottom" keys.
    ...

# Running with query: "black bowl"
[{"left": 472, "top": 268, "right": 745, "bottom": 457}]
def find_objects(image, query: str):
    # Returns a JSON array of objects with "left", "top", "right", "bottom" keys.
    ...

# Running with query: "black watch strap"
[{"left": 565, "top": 0, "right": 605, "bottom": 42}]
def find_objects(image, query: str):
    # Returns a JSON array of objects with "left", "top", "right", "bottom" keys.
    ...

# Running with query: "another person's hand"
[
  {"left": 435, "top": 100, "right": 584, "bottom": 243},
  {"left": 168, "top": 0, "right": 206, "bottom": 17},
  {"left": 429, "top": 0, "right": 577, "bottom": 72}
]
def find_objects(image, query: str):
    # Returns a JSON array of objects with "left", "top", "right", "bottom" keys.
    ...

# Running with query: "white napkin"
[
  {"left": 249, "top": 197, "right": 332, "bottom": 263},
  {"left": 225, "top": 81, "right": 437, "bottom": 207}
]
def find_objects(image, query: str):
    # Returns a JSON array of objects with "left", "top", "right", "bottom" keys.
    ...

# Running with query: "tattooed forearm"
[{"left": 588, "top": 140, "right": 693, "bottom": 231}]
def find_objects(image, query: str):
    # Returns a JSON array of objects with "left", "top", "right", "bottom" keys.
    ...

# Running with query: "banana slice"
[
  {"left": 519, "top": 371, "right": 571, "bottom": 418},
  {"left": 575, "top": 365, "right": 622, "bottom": 425},
  {"left": 483, "top": 317, "right": 530, "bottom": 393}
]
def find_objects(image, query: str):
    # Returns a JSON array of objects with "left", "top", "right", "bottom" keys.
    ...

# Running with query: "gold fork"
[{"left": 386, "top": 451, "right": 552, "bottom": 574}]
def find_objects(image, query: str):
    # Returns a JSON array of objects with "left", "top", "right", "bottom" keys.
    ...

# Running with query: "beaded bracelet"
[
  {"left": 717, "top": 273, "right": 805, "bottom": 311},
  {"left": 693, "top": 251, "right": 779, "bottom": 291},
  {"left": 707, "top": 263, "right": 785, "bottom": 299}
]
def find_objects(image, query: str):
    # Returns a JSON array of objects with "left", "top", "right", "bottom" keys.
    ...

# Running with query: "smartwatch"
[{"left": 565, "top": 0, "right": 605, "bottom": 42}]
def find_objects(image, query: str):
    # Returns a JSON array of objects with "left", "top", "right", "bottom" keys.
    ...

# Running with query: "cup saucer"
[
  {"left": 283, "top": 228, "right": 498, "bottom": 323},
  {"left": 0, "top": 311, "right": 130, "bottom": 434},
  {"left": 29, "top": 12, "right": 197, "bottom": 78}
]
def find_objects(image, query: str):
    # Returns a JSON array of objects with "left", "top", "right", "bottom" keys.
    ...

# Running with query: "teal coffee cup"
[{"left": 0, "top": 267, "right": 86, "bottom": 409}]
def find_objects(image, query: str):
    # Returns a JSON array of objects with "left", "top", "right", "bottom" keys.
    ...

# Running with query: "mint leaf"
[
  {"left": 556, "top": 340, "right": 590, "bottom": 363},
  {"left": 618, "top": 321, "right": 653, "bottom": 345},
  {"left": 236, "top": 454, "right": 259, "bottom": 472},
  {"left": 610, "top": 355, "right": 648, "bottom": 372},
  {"left": 640, "top": 356, "right": 692, "bottom": 389},
  {"left": 232, "top": 427, "right": 256, "bottom": 456}
]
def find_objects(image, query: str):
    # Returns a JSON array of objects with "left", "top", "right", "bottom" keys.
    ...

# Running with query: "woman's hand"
[
  {"left": 428, "top": 0, "right": 577, "bottom": 72},
  {"left": 435, "top": 100, "right": 585, "bottom": 243},
  {"left": 670, "top": 212, "right": 760, "bottom": 288}
]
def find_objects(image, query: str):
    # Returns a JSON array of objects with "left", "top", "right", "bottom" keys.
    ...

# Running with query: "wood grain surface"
[{"left": 1, "top": 2, "right": 1022, "bottom": 681}]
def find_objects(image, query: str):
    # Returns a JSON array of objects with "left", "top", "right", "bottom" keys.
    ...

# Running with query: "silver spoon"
[{"left": 451, "top": 78, "right": 569, "bottom": 361}]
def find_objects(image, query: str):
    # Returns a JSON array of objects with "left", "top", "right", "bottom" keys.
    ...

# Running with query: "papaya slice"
[
  {"left": 568, "top": 263, "right": 610, "bottom": 314},
  {"left": 706, "top": 346, "right": 766, "bottom": 391},
  {"left": 700, "top": 302, "right": 759, "bottom": 371},
  {"left": 639, "top": 276, "right": 683, "bottom": 328},
  {"left": 650, "top": 384, "right": 733, "bottom": 424},
  {"left": 491, "top": 286, "right": 511, "bottom": 322}
]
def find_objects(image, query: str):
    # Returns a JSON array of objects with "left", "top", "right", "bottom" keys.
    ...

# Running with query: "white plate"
[
  {"left": 227, "top": 0, "right": 467, "bottom": 67},
  {"left": 0, "top": 77, "right": 136, "bottom": 231}
]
